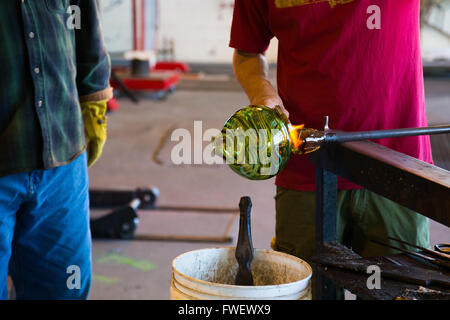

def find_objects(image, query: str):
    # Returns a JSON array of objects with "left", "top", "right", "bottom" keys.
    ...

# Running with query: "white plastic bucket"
[{"left": 170, "top": 247, "right": 312, "bottom": 300}]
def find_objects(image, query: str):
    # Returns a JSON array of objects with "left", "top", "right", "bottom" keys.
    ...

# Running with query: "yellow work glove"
[{"left": 81, "top": 99, "right": 108, "bottom": 167}]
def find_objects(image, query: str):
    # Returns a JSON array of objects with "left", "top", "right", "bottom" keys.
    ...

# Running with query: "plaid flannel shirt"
[{"left": 0, "top": 0, "right": 112, "bottom": 177}]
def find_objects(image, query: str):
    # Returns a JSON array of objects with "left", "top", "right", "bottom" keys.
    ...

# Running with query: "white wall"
[
  {"left": 101, "top": 0, "right": 133, "bottom": 53},
  {"left": 157, "top": 0, "right": 234, "bottom": 63},
  {"left": 101, "top": 0, "right": 447, "bottom": 64},
  {"left": 421, "top": 26, "right": 450, "bottom": 61},
  {"left": 156, "top": 0, "right": 276, "bottom": 63},
  {"left": 101, "top": 0, "right": 278, "bottom": 63},
  {"left": 421, "top": 1, "right": 450, "bottom": 61}
]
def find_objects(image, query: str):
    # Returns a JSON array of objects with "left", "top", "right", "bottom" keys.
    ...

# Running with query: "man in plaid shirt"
[{"left": 0, "top": 0, "right": 112, "bottom": 299}]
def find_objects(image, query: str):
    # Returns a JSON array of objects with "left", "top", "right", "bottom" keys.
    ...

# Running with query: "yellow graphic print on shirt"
[{"left": 275, "top": 0, "right": 356, "bottom": 8}]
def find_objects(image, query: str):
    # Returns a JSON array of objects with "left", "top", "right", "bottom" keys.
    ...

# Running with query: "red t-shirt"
[{"left": 229, "top": 0, "right": 433, "bottom": 191}]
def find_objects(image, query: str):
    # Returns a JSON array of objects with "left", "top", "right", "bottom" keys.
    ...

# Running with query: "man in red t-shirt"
[{"left": 229, "top": 0, "right": 431, "bottom": 285}]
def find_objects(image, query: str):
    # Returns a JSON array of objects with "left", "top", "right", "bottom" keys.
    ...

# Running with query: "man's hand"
[
  {"left": 81, "top": 99, "right": 108, "bottom": 167},
  {"left": 233, "top": 49, "right": 289, "bottom": 121},
  {"left": 251, "top": 96, "right": 290, "bottom": 123},
  {"left": 252, "top": 95, "right": 290, "bottom": 124}
]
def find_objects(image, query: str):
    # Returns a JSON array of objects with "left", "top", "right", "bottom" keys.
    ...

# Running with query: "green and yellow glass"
[{"left": 213, "top": 105, "right": 292, "bottom": 180}]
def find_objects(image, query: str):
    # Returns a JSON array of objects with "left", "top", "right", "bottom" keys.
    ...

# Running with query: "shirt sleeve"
[
  {"left": 75, "top": 0, "right": 113, "bottom": 102},
  {"left": 229, "top": 0, "right": 274, "bottom": 54}
]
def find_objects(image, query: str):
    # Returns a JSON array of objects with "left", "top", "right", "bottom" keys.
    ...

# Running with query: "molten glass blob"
[
  {"left": 213, "top": 105, "right": 291, "bottom": 180},
  {"left": 213, "top": 105, "right": 325, "bottom": 180},
  {"left": 288, "top": 124, "right": 325, "bottom": 155}
]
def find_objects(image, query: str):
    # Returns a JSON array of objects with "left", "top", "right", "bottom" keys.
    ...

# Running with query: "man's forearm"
[
  {"left": 232, "top": 49, "right": 288, "bottom": 117},
  {"left": 233, "top": 50, "right": 279, "bottom": 104}
]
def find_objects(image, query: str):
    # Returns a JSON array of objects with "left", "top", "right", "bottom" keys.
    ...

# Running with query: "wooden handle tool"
[{"left": 235, "top": 196, "right": 254, "bottom": 286}]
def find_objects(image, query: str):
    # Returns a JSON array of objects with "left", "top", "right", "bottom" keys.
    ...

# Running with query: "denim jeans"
[{"left": 0, "top": 152, "right": 91, "bottom": 300}]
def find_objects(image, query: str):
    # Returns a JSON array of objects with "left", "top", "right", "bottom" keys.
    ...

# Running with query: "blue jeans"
[{"left": 0, "top": 152, "right": 91, "bottom": 300}]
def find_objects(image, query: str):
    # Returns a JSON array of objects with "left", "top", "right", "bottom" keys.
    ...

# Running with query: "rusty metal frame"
[{"left": 309, "top": 139, "right": 450, "bottom": 299}]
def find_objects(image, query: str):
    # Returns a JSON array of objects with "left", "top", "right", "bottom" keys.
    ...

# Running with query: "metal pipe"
[
  {"left": 132, "top": 0, "right": 137, "bottom": 51},
  {"left": 140, "top": 0, "right": 146, "bottom": 50},
  {"left": 324, "top": 124, "right": 450, "bottom": 144}
]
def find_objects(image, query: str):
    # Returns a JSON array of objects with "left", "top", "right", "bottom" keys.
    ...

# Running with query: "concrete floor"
[{"left": 87, "top": 77, "right": 450, "bottom": 300}]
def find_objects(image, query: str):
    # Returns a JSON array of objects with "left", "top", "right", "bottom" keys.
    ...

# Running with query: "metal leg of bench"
[{"left": 315, "top": 167, "right": 338, "bottom": 300}]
